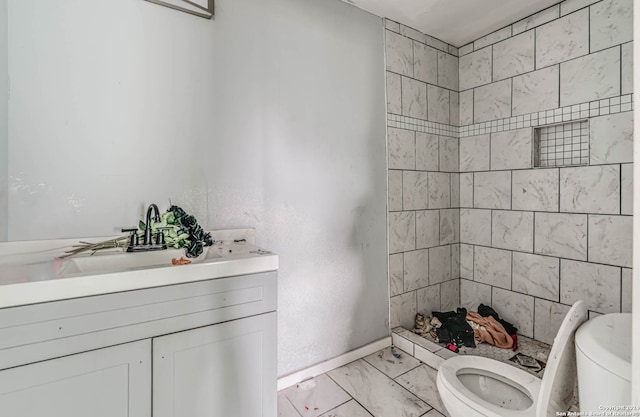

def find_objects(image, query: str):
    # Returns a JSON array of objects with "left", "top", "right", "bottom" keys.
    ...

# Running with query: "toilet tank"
[{"left": 575, "top": 313, "right": 631, "bottom": 413}]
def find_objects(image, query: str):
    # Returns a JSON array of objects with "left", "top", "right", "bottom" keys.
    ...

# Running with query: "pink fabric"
[{"left": 466, "top": 311, "right": 513, "bottom": 349}]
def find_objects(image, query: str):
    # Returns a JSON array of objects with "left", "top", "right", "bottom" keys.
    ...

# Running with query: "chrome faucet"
[{"left": 144, "top": 203, "right": 161, "bottom": 245}]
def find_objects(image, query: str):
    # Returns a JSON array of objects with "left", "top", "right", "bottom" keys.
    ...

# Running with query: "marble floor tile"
[
  {"left": 282, "top": 374, "right": 351, "bottom": 417},
  {"left": 327, "top": 360, "right": 431, "bottom": 417},
  {"left": 363, "top": 347, "right": 421, "bottom": 379},
  {"left": 279, "top": 393, "right": 302, "bottom": 417},
  {"left": 280, "top": 328, "right": 558, "bottom": 417},
  {"left": 320, "top": 400, "right": 373, "bottom": 417},
  {"left": 395, "top": 365, "right": 449, "bottom": 416}
]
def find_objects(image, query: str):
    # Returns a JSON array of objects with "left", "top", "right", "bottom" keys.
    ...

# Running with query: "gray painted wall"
[
  {"left": 0, "top": 0, "right": 6, "bottom": 242},
  {"left": 3, "top": 0, "right": 388, "bottom": 375}
]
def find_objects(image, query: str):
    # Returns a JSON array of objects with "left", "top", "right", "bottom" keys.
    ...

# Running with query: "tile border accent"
[
  {"left": 460, "top": 94, "right": 633, "bottom": 137},
  {"left": 387, "top": 113, "right": 458, "bottom": 137},
  {"left": 388, "top": 94, "right": 633, "bottom": 139}
]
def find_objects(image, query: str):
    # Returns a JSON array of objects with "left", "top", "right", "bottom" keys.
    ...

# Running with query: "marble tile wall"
[
  {"left": 385, "top": 0, "right": 633, "bottom": 344},
  {"left": 457, "top": 0, "right": 632, "bottom": 132},
  {"left": 385, "top": 22, "right": 461, "bottom": 329},
  {"left": 455, "top": 0, "right": 633, "bottom": 345},
  {"left": 385, "top": 21, "right": 460, "bottom": 127}
]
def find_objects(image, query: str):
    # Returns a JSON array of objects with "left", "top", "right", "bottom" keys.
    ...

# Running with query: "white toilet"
[
  {"left": 575, "top": 313, "right": 631, "bottom": 414},
  {"left": 436, "top": 301, "right": 587, "bottom": 417}
]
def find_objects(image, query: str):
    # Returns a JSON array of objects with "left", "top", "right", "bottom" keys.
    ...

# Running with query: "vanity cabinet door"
[
  {"left": 153, "top": 312, "right": 277, "bottom": 417},
  {"left": 0, "top": 339, "right": 151, "bottom": 417}
]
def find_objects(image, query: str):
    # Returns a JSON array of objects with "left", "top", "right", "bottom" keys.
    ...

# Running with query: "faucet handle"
[
  {"left": 121, "top": 228, "right": 139, "bottom": 247},
  {"left": 156, "top": 227, "right": 171, "bottom": 246}
]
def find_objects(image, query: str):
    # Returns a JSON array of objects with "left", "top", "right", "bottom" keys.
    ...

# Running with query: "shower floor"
[
  {"left": 392, "top": 327, "right": 552, "bottom": 377},
  {"left": 277, "top": 327, "right": 553, "bottom": 417}
]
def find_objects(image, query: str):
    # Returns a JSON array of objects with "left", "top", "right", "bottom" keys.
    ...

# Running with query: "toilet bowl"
[{"left": 436, "top": 301, "right": 587, "bottom": 417}]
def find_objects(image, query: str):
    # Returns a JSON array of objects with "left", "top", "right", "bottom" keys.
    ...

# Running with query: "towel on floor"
[
  {"left": 477, "top": 304, "right": 518, "bottom": 335},
  {"left": 466, "top": 311, "right": 513, "bottom": 349}
]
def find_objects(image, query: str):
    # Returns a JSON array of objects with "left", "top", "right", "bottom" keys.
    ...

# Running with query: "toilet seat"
[
  {"left": 436, "top": 301, "right": 587, "bottom": 417},
  {"left": 438, "top": 355, "right": 541, "bottom": 417}
]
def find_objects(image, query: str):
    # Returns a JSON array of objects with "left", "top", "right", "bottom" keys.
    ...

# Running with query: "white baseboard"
[{"left": 277, "top": 336, "right": 392, "bottom": 391}]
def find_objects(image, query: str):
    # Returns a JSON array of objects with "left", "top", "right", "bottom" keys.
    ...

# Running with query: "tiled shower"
[{"left": 387, "top": 0, "right": 633, "bottom": 345}]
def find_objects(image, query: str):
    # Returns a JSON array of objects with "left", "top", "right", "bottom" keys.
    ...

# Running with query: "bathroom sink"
[
  {"left": 204, "top": 242, "right": 257, "bottom": 259},
  {"left": 0, "top": 228, "right": 279, "bottom": 309},
  {"left": 63, "top": 247, "right": 222, "bottom": 275}
]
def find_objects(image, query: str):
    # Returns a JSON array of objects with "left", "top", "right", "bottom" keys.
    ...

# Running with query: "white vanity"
[{"left": 0, "top": 229, "right": 278, "bottom": 417}]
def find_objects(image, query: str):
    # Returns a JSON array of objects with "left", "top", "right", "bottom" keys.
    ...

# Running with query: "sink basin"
[
  {"left": 63, "top": 247, "right": 222, "bottom": 275},
  {"left": 0, "top": 228, "right": 279, "bottom": 310}
]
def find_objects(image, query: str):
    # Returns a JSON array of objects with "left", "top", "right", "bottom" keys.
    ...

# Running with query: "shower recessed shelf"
[{"left": 533, "top": 120, "right": 589, "bottom": 168}]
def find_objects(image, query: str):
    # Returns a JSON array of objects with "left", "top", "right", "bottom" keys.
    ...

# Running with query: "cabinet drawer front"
[
  {"left": 0, "top": 340, "right": 151, "bottom": 417},
  {"left": 153, "top": 312, "right": 277, "bottom": 417},
  {"left": 0, "top": 272, "right": 276, "bottom": 370}
]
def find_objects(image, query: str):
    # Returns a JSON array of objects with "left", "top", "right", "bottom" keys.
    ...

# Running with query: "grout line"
[
  {"left": 534, "top": 27, "right": 537, "bottom": 70},
  {"left": 558, "top": 55, "right": 561, "bottom": 112},
  {"left": 490, "top": 284, "right": 494, "bottom": 306},
  {"left": 509, "top": 250, "right": 514, "bottom": 291},
  {"left": 586, "top": 213, "right": 589, "bottom": 262},
  {"left": 412, "top": 131, "right": 417, "bottom": 170},
  {"left": 533, "top": 212, "right": 536, "bottom": 254},
  {"left": 619, "top": 45, "right": 623, "bottom": 101},
  {"left": 411, "top": 40, "right": 415, "bottom": 79},
  {"left": 491, "top": 45, "right": 495, "bottom": 83},
  {"left": 472, "top": 243, "right": 476, "bottom": 281},
  {"left": 281, "top": 394, "right": 303, "bottom": 417},
  {"left": 490, "top": 210, "right": 495, "bottom": 248},
  {"left": 324, "top": 372, "right": 369, "bottom": 412},
  {"left": 457, "top": 240, "right": 625, "bottom": 270},
  {"left": 557, "top": 166, "right": 561, "bottom": 212},
  {"left": 620, "top": 268, "right": 623, "bottom": 313},
  {"left": 558, "top": 256, "right": 562, "bottom": 304},
  {"left": 458, "top": 0, "right": 604, "bottom": 56},
  {"left": 400, "top": 76, "right": 405, "bottom": 117},
  {"left": 510, "top": 170, "right": 513, "bottom": 210},
  {"left": 588, "top": 6, "right": 591, "bottom": 54},
  {"left": 510, "top": 72, "right": 514, "bottom": 117},
  {"left": 532, "top": 295, "right": 536, "bottom": 339}
]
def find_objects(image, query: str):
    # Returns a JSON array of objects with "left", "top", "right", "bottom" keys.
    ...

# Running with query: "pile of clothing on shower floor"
[{"left": 412, "top": 304, "right": 518, "bottom": 353}]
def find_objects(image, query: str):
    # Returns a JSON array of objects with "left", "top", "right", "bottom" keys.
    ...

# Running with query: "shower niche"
[{"left": 533, "top": 120, "right": 589, "bottom": 168}]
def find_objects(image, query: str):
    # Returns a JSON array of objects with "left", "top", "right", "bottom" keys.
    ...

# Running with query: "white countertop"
[{"left": 0, "top": 229, "right": 278, "bottom": 309}]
